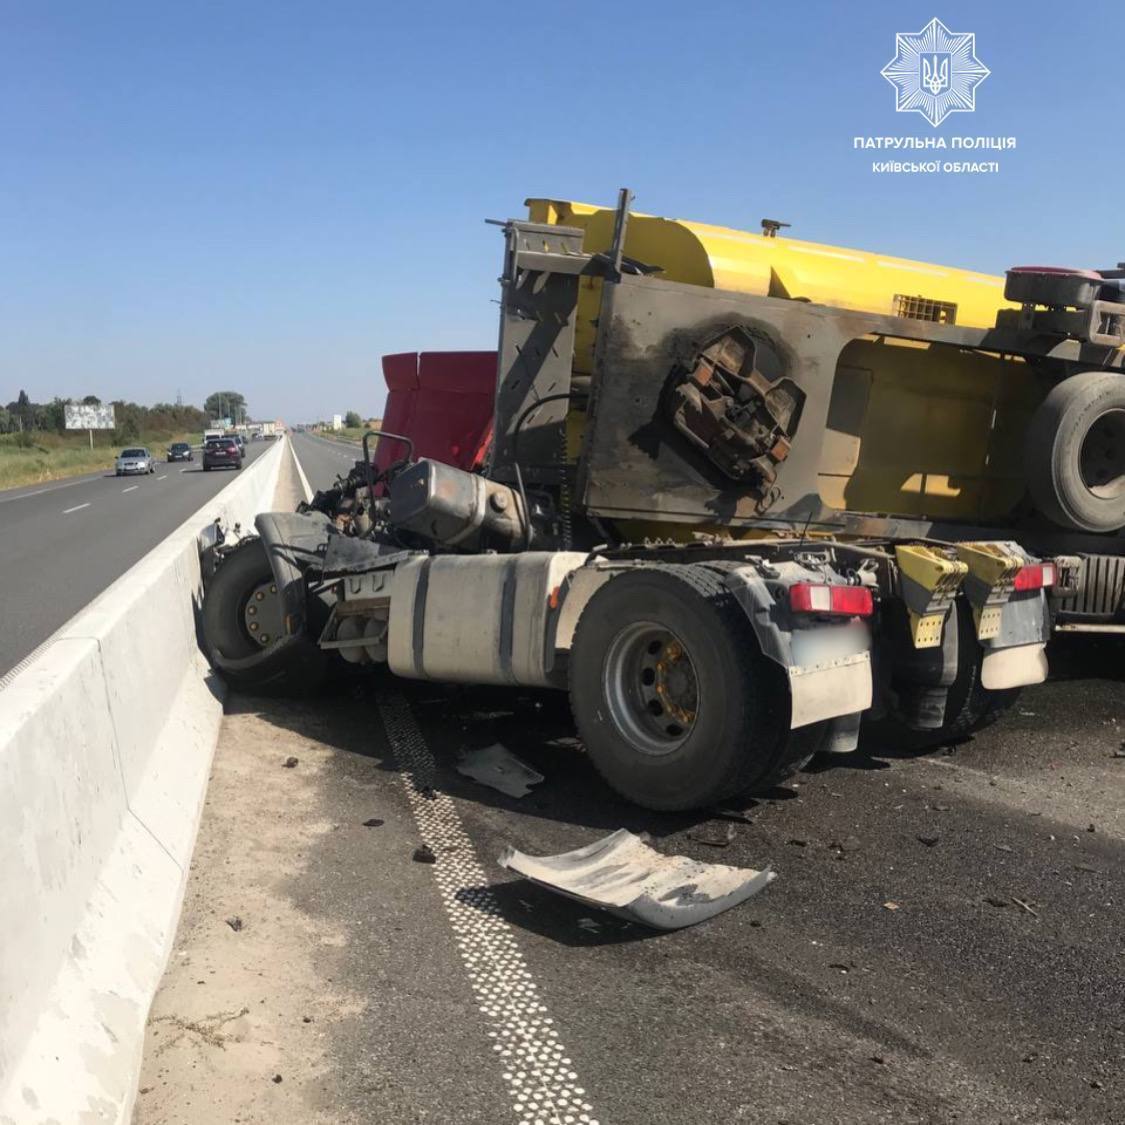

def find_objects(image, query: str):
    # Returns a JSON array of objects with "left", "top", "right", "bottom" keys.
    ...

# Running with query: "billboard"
[{"left": 64, "top": 403, "right": 116, "bottom": 430}]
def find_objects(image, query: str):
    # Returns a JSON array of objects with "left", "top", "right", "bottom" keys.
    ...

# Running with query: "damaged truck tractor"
[{"left": 202, "top": 190, "right": 1124, "bottom": 811}]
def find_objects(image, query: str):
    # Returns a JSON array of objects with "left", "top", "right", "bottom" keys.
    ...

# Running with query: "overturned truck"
[{"left": 203, "top": 191, "right": 1125, "bottom": 810}]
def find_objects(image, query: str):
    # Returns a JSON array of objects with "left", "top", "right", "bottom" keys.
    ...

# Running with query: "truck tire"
[
  {"left": 202, "top": 537, "right": 327, "bottom": 694},
  {"left": 568, "top": 565, "right": 810, "bottom": 811},
  {"left": 872, "top": 599, "right": 1020, "bottom": 749},
  {"left": 1025, "top": 372, "right": 1125, "bottom": 532}
]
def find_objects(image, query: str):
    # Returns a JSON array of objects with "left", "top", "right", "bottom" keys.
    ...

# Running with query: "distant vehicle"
[
  {"left": 203, "top": 428, "right": 223, "bottom": 443},
  {"left": 232, "top": 434, "right": 246, "bottom": 452},
  {"left": 167, "top": 441, "right": 194, "bottom": 463},
  {"left": 202, "top": 437, "right": 243, "bottom": 472},
  {"left": 115, "top": 447, "right": 155, "bottom": 476}
]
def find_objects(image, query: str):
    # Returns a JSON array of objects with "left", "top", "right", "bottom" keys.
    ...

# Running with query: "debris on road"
[
  {"left": 985, "top": 896, "right": 1009, "bottom": 909},
  {"left": 413, "top": 844, "right": 437, "bottom": 864},
  {"left": 498, "top": 828, "right": 776, "bottom": 930},
  {"left": 282, "top": 756, "right": 299, "bottom": 768},
  {"left": 361, "top": 817, "right": 385, "bottom": 828},
  {"left": 224, "top": 916, "right": 243, "bottom": 932},
  {"left": 882, "top": 901, "right": 900, "bottom": 911},
  {"left": 687, "top": 824, "right": 736, "bottom": 848},
  {"left": 917, "top": 834, "right": 940, "bottom": 847},
  {"left": 456, "top": 742, "right": 544, "bottom": 798}
]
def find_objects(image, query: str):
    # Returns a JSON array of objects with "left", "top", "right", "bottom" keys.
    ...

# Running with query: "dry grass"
[{"left": 0, "top": 429, "right": 200, "bottom": 491}]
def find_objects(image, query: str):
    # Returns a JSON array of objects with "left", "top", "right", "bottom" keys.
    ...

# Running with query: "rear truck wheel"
[
  {"left": 1025, "top": 371, "right": 1125, "bottom": 532},
  {"left": 871, "top": 599, "right": 1020, "bottom": 750},
  {"left": 202, "top": 537, "right": 326, "bottom": 695},
  {"left": 568, "top": 565, "right": 819, "bottom": 811}
]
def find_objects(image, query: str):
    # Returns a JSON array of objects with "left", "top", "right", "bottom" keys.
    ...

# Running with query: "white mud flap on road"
[{"left": 498, "top": 829, "right": 775, "bottom": 930}]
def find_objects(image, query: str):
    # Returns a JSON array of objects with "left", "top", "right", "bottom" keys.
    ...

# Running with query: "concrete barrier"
[{"left": 0, "top": 438, "right": 288, "bottom": 1125}]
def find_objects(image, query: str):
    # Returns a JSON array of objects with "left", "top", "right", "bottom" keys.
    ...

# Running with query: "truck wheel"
[
  {"left": 568, "top": 565, "right": 798, "bottom": 811},
  {"left": 202, "top": 537, "right": 326, "bottom": 694},
  {"left": 873, "top": 599, "right": 1021, "bottom": 749},
  {"left": 1025, "top": 372, "right": 1125, "bottom": 532}
]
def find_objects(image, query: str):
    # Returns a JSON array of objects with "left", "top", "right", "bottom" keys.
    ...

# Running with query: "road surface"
[
  {"left": 0, "top": 441, "right": 269, "bottom": 680},
  {"left": 136, "top": 453, "right": 1125, "bottom": 1125},
  {"left": 288, "top": 429, "right": 363, "bottom": 495}
]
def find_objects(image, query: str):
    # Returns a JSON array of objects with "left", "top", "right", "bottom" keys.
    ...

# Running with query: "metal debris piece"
[
  {"left": 497, "top": 829, "right": 775, "bottom": 930},
  {"left": 282, "top": 756, "right": 299, "bottom": 768},
  {"left": 225, "top": 916, "right": 243, "bottom": 932},
  {"left": 361, "top": 817, "right": 385, "bottom": 828},
  {"left": 457, "top": 743, "right": 544, "bottom": 798},
  {"left": 413, "top": 845, "right": 437, "bottom": 864}
]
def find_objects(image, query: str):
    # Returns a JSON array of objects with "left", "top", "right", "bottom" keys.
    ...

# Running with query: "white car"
[{"left": 115, "top": 447, "right": 156, "bottom": 476}]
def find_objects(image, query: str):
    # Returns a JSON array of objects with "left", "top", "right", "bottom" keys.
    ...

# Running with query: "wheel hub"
[
  {"left": 1080, "top": 408, "right": 1125, "bottom": 500},
  {"left": 242, "top": 580, "right": 283, "bottom": 647},
  {"left": 605, "top": 622, "right": 700, "bottom": 756}
]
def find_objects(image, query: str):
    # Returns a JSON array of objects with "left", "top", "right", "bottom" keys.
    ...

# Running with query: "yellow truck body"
[{"left": 528, "top": 197, "right": 1038, "bottom": 524}]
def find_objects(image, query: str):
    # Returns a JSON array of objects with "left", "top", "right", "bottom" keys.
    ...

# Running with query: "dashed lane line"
[
  {"left": 121, "top": 485, "right": 138, "bottom": 493},
  {"left": 156, "top": 474, "right": 167, "bottom": 480},
  {"left": 62, "top": 502, "right": 90, "bottom": 514},
  {"left": 376, "top": 689, "right": 601, "bottom": 1125},
  {"left": 0, "top": 473, "right": 101, "bottom": 506}
]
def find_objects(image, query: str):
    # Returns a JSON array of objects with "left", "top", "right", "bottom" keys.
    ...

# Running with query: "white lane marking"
[
  {"left": 121, "top": 485, "right": 138, "bottom": 493},
  {"left": 376, "top": 690, "right": 600, "bottom": 1125},
  {"left": 290, "top": 442, "right": 314, "bottom": 503},
  {"left": 62, "top": 502, "right": 90, "bottom": 514},
  {"left": 156, "top": 475, "right": 167, "bottom": 481},
  {"left": 0, "top": 473, "right": 101, "bottom": 506},
  {"left": 179, "top": 468, "right": 191, "bottom": 474}
]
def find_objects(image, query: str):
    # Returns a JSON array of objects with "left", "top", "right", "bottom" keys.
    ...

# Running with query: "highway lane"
[
  {"left": 0, "top": 441, "right": 270, "bottom": 679},
  {"left": 287, "top": 429, "right": 363, "bottom": 494}
]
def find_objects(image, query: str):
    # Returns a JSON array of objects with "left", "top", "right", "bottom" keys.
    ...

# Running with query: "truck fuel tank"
[{"left": 388, "top": 459, "right": 526, "bottom": 549}]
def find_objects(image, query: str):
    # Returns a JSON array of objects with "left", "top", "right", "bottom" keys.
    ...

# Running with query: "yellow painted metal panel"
[{"left": 527, "top": 197, "right": 1016, "bottom": 377}]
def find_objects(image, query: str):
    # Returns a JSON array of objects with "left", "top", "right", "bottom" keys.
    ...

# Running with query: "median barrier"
[{"left": 0, "top": 437, "right": 288, "bottom": 1124}]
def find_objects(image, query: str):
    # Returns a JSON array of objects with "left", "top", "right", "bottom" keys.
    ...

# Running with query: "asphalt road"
[
  {"left": 142, "top": 644, "right": 1125, "bottom": 1123},
  {"left": 139, "top": 429, "right": 1125, "bottom": 1124},
  {"left": 0, "top": 440, "right": 270, "bottom": 680},
  {"left": 288, "top": 429, "right": 364, "bottom": 495}
]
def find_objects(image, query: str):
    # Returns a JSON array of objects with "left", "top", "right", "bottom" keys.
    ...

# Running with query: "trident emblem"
[{"left": 922, "top": 54, "right": 949, "bottom": 94}]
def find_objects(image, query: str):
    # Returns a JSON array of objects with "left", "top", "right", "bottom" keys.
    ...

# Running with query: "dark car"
[
  {"left": 167, "top": 441, "right": 194, "bottom": 463},
  {"left": 202, "top": 437, "right": 243, "bottom": 472}
]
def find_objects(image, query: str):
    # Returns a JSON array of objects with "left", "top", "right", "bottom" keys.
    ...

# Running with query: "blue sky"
[{"left": 2, "top": 0, "right": 1122, "bottom": 422}]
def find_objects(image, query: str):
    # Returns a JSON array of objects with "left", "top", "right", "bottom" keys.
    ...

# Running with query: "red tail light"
[
  {"left": 789, "top": 583, "right": 874, "bottom": 617},
  {"left": 1013, "top": 562, "right": 1056, "bottom": 592}
]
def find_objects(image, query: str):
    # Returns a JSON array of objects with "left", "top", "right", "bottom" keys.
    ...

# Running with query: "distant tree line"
[{"left": 1, "top": 389, "right": 209, "bottom": 443}]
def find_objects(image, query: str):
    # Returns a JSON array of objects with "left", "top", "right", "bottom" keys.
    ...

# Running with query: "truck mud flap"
[{"left": 498, "top": 829, "right": 775, "bottom": 930}]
